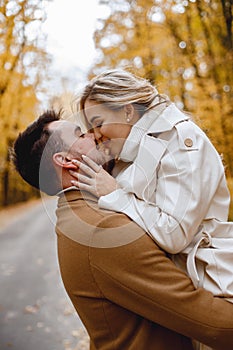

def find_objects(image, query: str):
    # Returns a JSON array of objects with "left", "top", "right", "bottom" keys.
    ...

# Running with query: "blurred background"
[
  {"left": 0, "top": 1, "right": 232, "bottom": 349},
  {"left": 0, "top": 0, "right": 232, "bottom": 214}
]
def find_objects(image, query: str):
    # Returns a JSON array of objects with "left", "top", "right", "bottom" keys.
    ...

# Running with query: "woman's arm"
[
  {"left": 69, "top": 155, "right": 189, "bottom": 253},
  {"left": 98, "top": 150, "right": 227, "bottom": 254},
  {"left": 70, "top": 126, "right": 228, "bottom": 254}
]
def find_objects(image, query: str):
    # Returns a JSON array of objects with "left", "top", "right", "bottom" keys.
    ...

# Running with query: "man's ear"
[{"left": 53, "top": 153, "right": 77, "bottom": 170}]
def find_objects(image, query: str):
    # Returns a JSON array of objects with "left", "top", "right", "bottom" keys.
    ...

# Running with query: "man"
[{"left": 12, "top": 110, "right": 233, "bottom": 350}]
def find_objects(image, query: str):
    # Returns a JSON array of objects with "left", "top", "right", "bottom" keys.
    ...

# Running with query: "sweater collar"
[{"left": 57, "top": 188, "right": 98, "bottom": 205}]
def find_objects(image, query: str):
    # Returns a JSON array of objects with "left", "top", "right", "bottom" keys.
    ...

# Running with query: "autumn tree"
[
  {"left": 92, "top": 0, "right": 233, "bottom": 175},
  {"left": 0, "top": 0, "right": 51, "bottom": 206}
]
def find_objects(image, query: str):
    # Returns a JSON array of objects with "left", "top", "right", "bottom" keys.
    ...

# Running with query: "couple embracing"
[{"left": 13, "top": 69, "right": 233, "bottom": 350}]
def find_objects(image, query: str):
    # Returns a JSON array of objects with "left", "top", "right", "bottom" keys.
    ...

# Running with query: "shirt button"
[{"left": 184, "top": 138, "right": 193, "bottom": 147}]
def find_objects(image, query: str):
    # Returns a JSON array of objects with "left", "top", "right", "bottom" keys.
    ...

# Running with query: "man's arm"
[{"left": 89, "top": 214, "right": 233, "bottom": 350}]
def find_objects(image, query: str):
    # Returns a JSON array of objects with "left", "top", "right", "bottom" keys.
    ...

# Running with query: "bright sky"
[{"left": 42, "top": 0, "right": 103, "bottom": 93}]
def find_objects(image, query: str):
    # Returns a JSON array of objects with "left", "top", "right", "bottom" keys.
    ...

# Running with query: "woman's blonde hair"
[{"left": 78, "top": 69, "right": 168, "bottom": 122}]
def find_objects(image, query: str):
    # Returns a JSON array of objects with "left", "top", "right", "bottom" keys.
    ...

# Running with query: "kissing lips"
[{"left": 97, "top": 140, "right": 111, "bottom": 156}]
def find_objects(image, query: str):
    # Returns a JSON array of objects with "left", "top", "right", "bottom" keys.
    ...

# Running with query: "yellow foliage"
[
  {"left": 227, "top": 177, "right": 233, "bottom": 221},
  {"left": 90, "top": 0, "right": 233, "bottom": 176},
  {"left": 0, "top": 0, "right": 51, "bottom": 206}
]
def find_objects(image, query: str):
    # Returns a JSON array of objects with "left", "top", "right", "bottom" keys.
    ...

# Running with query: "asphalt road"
[{"left": 0, "top": 198, "right": 89, "bottom": 350}]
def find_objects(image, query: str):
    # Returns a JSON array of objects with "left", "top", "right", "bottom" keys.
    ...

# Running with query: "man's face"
[{"left": 48, "top": 120, "right": 110, "bottom": 165}]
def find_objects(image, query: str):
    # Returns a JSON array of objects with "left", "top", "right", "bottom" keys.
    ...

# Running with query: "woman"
[{"left": 70, "top": 68, "right": 233, "bottom": 305}]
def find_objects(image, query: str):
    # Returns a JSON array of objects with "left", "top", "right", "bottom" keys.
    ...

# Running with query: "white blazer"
[{"left": 99, "top": 103, "right": 233, "bottom": 302}]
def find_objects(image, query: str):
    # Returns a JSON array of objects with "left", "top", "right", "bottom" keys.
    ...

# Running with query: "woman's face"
[{"left": 84, "top": 99, "right": 138, "bottom": 158}]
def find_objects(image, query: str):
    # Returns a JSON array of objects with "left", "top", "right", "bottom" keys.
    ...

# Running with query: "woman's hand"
[{"left": 69, "top": 155, "right": 119, "bottom": 198}]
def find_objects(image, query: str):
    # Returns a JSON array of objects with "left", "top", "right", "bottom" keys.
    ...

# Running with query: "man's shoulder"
[
  {"left": 57, "top": 192, "right": 137, "bottom": 227},
  {"left": 56, "top": 191, "right": 145, "bottom": 247}
]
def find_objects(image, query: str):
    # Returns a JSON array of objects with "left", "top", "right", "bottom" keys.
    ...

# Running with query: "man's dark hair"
[{"left": 12, "top": 110, "right": 65, "bottom": 196}]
